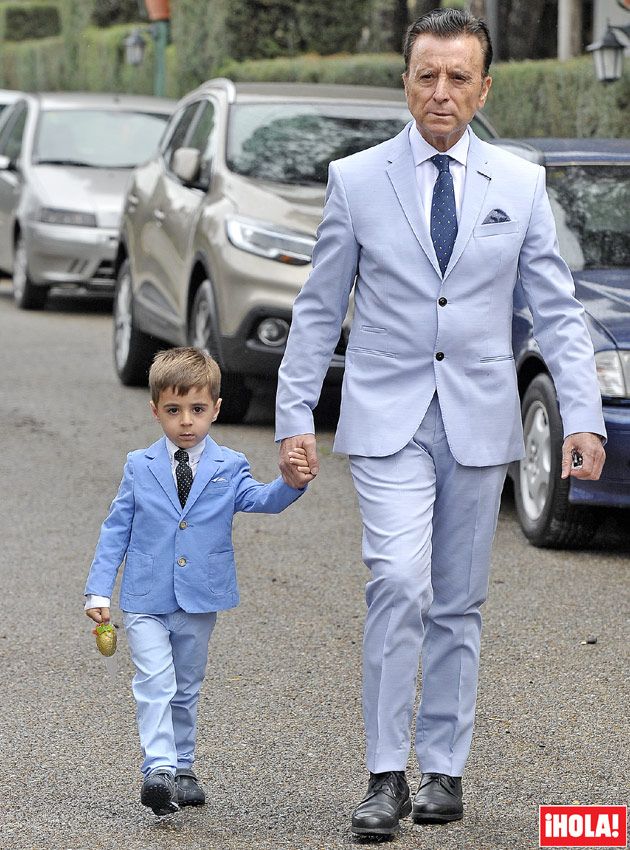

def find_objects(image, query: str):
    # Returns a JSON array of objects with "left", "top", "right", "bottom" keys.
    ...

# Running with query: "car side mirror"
[{"left": 172, "top": 147, "right": 201, "bottom": 185}]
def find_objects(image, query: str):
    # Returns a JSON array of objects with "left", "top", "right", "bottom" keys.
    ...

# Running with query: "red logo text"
[{"left": 540, "top": 806, "right": 627, "bottom": 847}]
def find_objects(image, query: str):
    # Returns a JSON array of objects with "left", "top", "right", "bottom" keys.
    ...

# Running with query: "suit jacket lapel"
[
  {"left": 386, "top": 124, "right": 443, "bottom": 278},
  {"left": 444, "top": 131, "right": 492, "bottom": 279},
  {"left": 181, "top": 437, "right": 224, "bottom": 517},
  {"left": 146, "top": 437, "right": 181, "bottom": 513}
]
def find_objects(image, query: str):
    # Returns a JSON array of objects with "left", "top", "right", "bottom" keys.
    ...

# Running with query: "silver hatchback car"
[{"left": 0, "top": 92, "right": 175, "bottom": 309}]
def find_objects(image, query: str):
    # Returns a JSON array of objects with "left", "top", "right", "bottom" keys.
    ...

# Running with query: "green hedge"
[
  {"left": 171, "top": 0, "right": 229, "bottom": 94},
  {"left": 0, "top": 35, "right": 65, "bottom": 90},
  {"left": 486, "top": 57, "right": 630, "bottom": 138},
  {"left": 0, "top": 1, "right": 61, "bottom": 41},
  {"left": 0, "top": 28, "right": 626, "bottom": 139},
  {"left": 219, "top": 51, "right": 406, "bottom": 87}
]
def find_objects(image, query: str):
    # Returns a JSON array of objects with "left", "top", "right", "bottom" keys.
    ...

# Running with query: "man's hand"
[
  {"left": 279, "top": 434, "right": 319, "bottom": 488},
  {"left": 85, "top": 606, "right": 110, "bottom": 626},
  {"left": 561, "top": 432, "right": 605, "bottom": 480}
]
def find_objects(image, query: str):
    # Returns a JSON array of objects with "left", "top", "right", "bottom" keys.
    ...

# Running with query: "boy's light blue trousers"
[
  {"left": 123, "top": 609, "right": 217, "bottom": 776},
  {"left": 349, "top": 393, "right": 508, "bottom": 777}
]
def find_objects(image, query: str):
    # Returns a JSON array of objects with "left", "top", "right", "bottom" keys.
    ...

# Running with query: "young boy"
[{"left": 84, "top": 347, "right": 312, "bottom": 816}]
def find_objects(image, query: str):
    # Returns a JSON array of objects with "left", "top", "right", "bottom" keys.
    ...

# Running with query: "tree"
[
  {"left": 505, "top": 0, "right": 548, "bottom": 60},
  {"left": 297, "top": 0, "right": 369, "bottom": 55}
]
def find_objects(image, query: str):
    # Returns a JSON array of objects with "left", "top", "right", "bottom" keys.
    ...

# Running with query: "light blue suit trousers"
[
  {"left": 350, "top": 395, "right": 508, "bottom": 776},
  {"left": 124, "top": 610, "right": 217, "bottom": 776}
]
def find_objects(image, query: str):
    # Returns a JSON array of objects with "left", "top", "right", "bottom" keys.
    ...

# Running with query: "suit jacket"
[
  {"left": 275, "top": 125, "right": 605, "bottom": 465},
  {"left": 84, "top": 436, "right": 304, "bottom": 613}
]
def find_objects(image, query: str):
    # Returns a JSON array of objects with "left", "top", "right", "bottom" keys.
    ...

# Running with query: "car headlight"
[
  {"left": 595, "top": 350, "right": 630, "bottom": 398},
  {"left": 226, "top": 216, "right": 314, "bottom": 265},
  {"left": 38, "top": 207, "right": 97, "bottom": 227}
]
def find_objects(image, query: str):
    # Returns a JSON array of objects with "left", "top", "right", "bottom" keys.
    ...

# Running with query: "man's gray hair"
[{"left": 403, "top": 8, "right": 493, "bottom": 76}]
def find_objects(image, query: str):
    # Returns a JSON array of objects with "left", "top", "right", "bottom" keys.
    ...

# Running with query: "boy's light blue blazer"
[{"left": 85, "top": 436, "right": 303, "bottom": 613}]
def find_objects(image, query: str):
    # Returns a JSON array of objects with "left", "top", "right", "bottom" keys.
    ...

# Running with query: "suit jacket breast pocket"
[
  {"left": 473, "top": 221, "right": 519, "bottom": 238},
  {"left": 122, "top": 550, "right": 154, "bottom": 596}
]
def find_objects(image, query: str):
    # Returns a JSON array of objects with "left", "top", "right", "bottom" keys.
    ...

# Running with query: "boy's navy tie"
[
  {"left": 430, "top": 154, "right": 458, "bottom": 275},
  {"left": 174, "top": 449, "right": 193, "bottom": 507}
]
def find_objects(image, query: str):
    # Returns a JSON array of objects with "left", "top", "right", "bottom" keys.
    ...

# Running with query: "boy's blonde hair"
[{"left": 149, "top": 347, "right": 221, "bottom": 404}]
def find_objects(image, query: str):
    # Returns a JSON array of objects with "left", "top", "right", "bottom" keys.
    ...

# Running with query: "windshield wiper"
[{"left": 34, "top": 159, "right": 94, "bottom": 167}]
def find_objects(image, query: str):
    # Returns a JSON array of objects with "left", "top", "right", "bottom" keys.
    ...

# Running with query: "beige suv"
[{"left": 114, "top": 79, "right": 496, "bottom": 422}]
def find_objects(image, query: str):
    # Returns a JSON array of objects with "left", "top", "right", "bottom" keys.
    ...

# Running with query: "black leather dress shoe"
[
  {"left": 412, "top": 773, "right": 463, "bottom": 823},
  {"left": 140, "top": 769, "right": 179, "bottom": 816},
  {"left": 175, "top": 768, "right": 205, "bottom": 806},
  {"left": 351, "top": 771, "right": 412, "bottom": 836}
]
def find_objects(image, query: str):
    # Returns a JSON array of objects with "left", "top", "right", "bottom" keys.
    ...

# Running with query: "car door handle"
[{"left": 153, "top": 209, "right": 165, "bottom": 222}]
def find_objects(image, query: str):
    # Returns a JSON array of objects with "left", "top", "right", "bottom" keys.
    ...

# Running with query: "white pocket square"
[{"left": 211, "top": 477, "right": 228, "bottom": 483}]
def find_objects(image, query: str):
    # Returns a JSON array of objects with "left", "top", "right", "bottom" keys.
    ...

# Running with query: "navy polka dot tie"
[
  {"left": 430, "top": 154, "right": 458, "bottom": 276},
  {"left": 174, "top": 449, "right": 193, "bottom": 507}
]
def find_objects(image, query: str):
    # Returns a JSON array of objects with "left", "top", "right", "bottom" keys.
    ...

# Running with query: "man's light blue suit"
[
  {"left": 276, "top": 125, "right": 604, "bottom": 776},
  {"left": 86, "top": 436, "right": 303, "bottom": 774}
]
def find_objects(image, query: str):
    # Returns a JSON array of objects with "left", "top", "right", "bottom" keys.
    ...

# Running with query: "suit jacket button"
[
  {"left": 435, "top": 351, "right": 444, "bottom": 361},
  {"left": 177, "top": 557, "right": 187, "bottom": 567},
  {"left": 179, "top": 520, "right": 187, "bottom": 529},
  {"left": 438, "top": 297, "right": 447, "bottom": 306}
]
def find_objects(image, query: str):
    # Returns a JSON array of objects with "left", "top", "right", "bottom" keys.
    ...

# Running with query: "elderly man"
[{"left": 276, "top": 8, "right": 605, "bottom": 837}]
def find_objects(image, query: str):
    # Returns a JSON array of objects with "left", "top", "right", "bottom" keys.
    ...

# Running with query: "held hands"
[
  {"left": 561, "top": 432, "right": 605, "bottom": 480},
  {"left": 279, "top": 434, "right": 319, "bottom": 488}
]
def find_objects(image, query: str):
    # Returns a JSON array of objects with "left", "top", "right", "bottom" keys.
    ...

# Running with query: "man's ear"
[{"left": 479, "top": 74, "right": 492, "bottom": 106}]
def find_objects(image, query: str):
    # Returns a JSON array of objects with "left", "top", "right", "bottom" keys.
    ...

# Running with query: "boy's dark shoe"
[
  {"left": 140, "top": 769, "right": 179, "bottom": 816},
  {"left": 175, "top": 768, "right": 205, "bottom": 806},
  {"left": 351, "top": 770, "right": 411, "bottom": 836},
  {"left": 411, "top": 773, "right": 463, "bottom": 823}
]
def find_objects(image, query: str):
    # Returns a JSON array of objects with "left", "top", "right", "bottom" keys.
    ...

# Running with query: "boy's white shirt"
[{"left": 84, "top": 436, "right": 207, "bottom": 611}]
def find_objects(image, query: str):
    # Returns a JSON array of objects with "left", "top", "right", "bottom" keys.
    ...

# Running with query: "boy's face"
[{"left": 150, "top": 386, "right": 222, "bottom": 449}]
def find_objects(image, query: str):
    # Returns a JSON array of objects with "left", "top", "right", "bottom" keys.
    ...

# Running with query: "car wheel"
[
  {"left": 13, "top": 233, "right": 47, "bottom": 310},
  {"left": 113, "top": 259, "right": 160, "bottom": 386},
  {"left": 514, "top": 373, "right": 599, "bottom": 548},
  {"left": 189, "top": 280, "right": 251, "bottom": 424}
]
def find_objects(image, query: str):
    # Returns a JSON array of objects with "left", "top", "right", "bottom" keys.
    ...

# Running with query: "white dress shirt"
[
  {"left": 408, "top": 123, "right": 470, "bottom": 229},
  {"left": 85, "top": 437, "right": 207, "bottom": 611}
]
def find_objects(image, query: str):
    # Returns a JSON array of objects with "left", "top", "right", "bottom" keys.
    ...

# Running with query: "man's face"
[{"left": 403, "top": 33, "right": 492, "bottom": 152}]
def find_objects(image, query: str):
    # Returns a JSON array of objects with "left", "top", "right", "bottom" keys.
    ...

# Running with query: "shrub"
[
  {"left": 0, "top": 2, "right": 61, "bottom": 41},
  {"left": 172, "top": 0, "right": 230, "bottom": 92},
  {"left": 91, "top": 0, "right": 143, "bottom": 27},
  {"left": 0, "top": 36, "right": 66, "bottom": 91},
  {"left": 219, "top": 52, "right": 406, "bottom": 87},
  {"left": 224, "top": 0, "right": 301, "bottom": 61},
  {"left": 296, "top": 0, "right": 367, "bottom": 55}
]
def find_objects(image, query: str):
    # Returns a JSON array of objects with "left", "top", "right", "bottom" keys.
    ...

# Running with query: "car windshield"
[
  {"left": 33, "top": 109, "right": 170, "bottom": 168},
  {"left": 546, "top": 164, "right": 630, "bottom": 270},
  {"left": 226, "top": 101, "right": 411, "bottom": 185}
]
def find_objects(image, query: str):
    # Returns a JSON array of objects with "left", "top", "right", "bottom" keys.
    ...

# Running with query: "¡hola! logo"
[{"left": 540, "top": 806, "right": 627, "bottom": 848}]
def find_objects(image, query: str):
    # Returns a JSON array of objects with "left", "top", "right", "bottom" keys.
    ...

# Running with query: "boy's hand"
[
  {"left": 280, "top": 434, "right": 318, "bottom": 487},
  {"left": 287, "top": 446, "right": 317, "bottom": 486},
  {"left": 86, "top": 606, "right": 110, "bottom": 626}
]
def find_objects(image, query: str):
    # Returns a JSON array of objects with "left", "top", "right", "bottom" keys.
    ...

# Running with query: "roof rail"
[{"left": 203, "top": 77, "right": 237, "bottom": 102}]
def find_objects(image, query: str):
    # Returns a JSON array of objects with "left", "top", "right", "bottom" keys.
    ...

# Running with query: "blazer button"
[
  {"left": 179, "top": 520, "right": 187, "bottom": 529},
  {"left": 177, "top": 557, "right": 187, "bottom": 567},
  {"left": 435, "top": 352, "right": 444, "bottom": 361},
  {"left": 438, "top": 297, "right": 448, "bottom": 306}
]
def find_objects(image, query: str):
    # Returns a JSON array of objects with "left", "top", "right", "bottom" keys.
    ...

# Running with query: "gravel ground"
[{"left": 0, "top": 282, "right": 628, "bottom": 850}]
